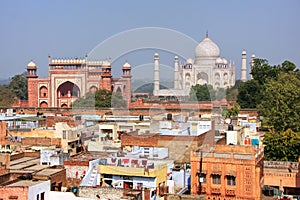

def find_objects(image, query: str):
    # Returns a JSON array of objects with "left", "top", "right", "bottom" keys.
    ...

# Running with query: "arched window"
[{"left": 39, "top": 86, "right": 48, "bottom": 98}]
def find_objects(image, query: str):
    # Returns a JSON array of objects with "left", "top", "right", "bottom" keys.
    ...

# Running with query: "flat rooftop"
[
  {"left": 34, "top": 168, "right": 64, "bottom": 177},
  {"left": 7, "top": 179, "right": 48, "bottom": 187}
]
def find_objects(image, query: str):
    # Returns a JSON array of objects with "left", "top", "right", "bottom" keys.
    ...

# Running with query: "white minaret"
[
  {"left": 153, "top": 53, "right": 160, "bottom": 96},
  {"left": 174, "top": 55, "right": 179, "bottom": 89},
  {"left": 241, "top": 50, "right": 247, "bottom": 82},
  {"left": 250, "top": 54, "right": 255, "bottom": 80}
]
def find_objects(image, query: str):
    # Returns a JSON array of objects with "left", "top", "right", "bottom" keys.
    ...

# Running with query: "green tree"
[
  {"left": 226, "top": 80, "right": 242, "bottom": 101},
  {"left": 94, "top": 89, "right": 112, "bottom": 108},
  {"left": 0, "top": 85, "right": 16, "bottom": 106},
  {"left": 72, "top": 92, "right": 96, "bottom": 108},
  {"left": 8, "top": 72, "right": 28, "bottom": 100},
  {"left": 215, "top": 87, "right": 226, "bottom": 101},
  {"left": 257, "top": 72, "right": 300, "bottom": 132},
  {"left": 72, "top": 89, "right": 126, "bottom": 108},
  {"left": 237, "top": 79, "right": 262, "bottom": 108},
  {"left": 225, "top": 103, "right": 240, "bottom": 118},
  {"left": 189, "top": 84, "right": 213, "bottom": 101},
  {"left": 111, "top": 92, "right": 127, "bottom": 108},
  {"left": 263, "top": 129, "right": 300, "bottom": 162}
]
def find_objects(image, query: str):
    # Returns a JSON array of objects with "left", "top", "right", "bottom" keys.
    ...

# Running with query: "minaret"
[
  {"left": 250, "top": 54, "right": 255, "bottom": 80},
  {"left": 153, "top": 53, "right": 159, "bottom": 96},
  {"left": 241, "top": 50, "right": 247, "bottom": 82},
  {"left": 122, "top": 61, "right": 132, "bottom": 105},
  {"left": 27, "top": 61, "right": 38, "bottom": 107},
  {"left": 174, "top": 55, "right": 179, "bottom": 89}
]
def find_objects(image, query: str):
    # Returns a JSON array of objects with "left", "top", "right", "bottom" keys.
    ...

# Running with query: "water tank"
[
  {"left": 228, "top": 124, "right": 233, "bottom": 131},
  {"left": 167, "top": 113, "right": 172, "bottom": 121}
]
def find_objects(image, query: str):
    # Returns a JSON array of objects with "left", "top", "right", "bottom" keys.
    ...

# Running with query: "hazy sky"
[{"left": 0, "top": 0, "right": 299, "bottom": 81}]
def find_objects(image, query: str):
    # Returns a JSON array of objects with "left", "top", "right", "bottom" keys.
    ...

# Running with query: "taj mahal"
[{"left": 153, "top": 33, "right": 251, "bottom": 98}]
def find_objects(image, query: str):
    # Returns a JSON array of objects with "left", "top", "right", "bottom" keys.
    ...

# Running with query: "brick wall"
[
  {"left": 121, "top": 129, "right": 214, "bottom": 163},
  {"left": 21, "top": 137, "right": 61, "bottom": 147},
  {"left": 0, "top": 121, "right": 7, "bottom": 143},
  {"left": 64, "top": 164, "right": 89, "bottom": 180},
  {"left": 78, "top": 186, "right": 125, "bottom": 200},
  {"left": 33, "top": 168, "right": 67, "bottom": 187},
  {"left": 28, "top": 78, "right": 39, "bottom": 107},
  {"left": 164, "top": 194, "right": 205, "bottom": 200},
  {"left": 0, "top": 186, "right": 29, "bottom": 200}
]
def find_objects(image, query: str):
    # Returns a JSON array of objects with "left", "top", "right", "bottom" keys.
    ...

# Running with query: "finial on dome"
[{"left": 206, "top": 31, "right": 208, "bottom": 38}]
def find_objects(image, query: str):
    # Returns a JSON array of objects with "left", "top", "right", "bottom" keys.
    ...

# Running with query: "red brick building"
[
  {"left": 190, "top": 145, "right": 264, "bottom": 199},
  {"left": 26, "top": 56, "right": 131, "bottom": 108}
]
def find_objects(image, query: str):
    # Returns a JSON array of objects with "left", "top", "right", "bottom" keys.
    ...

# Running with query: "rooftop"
[{"left": 7, "top": 179, "right": 48, "bottom": 187}]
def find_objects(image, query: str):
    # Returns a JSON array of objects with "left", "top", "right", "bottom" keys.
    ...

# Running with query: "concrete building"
[
  {"left": 0, "top": 180, "right": 50, "bottom": 200},
  {"left": 264, "top": 160, "right": 300, "bottom": 195},
  {"left": 190, "top": 145, "right": 264, "bottom": 199},
  {"left": 26, "top": 56, "right": 131, "bottom": 108}
]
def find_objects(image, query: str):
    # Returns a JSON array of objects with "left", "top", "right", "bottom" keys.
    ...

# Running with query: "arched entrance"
[
  {"left": 57, "top": 81, "right": 80, "bottom": 108},
  {"left": 40, "top": 101, "right": 48, "bottom": 108}
]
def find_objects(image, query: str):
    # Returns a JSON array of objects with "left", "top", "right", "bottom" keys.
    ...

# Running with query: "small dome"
[
  {"left": 186, "top": 58, "right": 193, "bottom": 64},
  {"left": 251, "top": 54, "right": 256, "bottom": 58},
  {"left": 123, "top": 61, "right": 131, "bottom": 68},
  {"left": 195, "top": 37, "right": 220, "bottom": 59},
  {"left": 102, "top": 60, "right": 111, "bottom": 66},
  {"left": 216, "top": 57, "right": 223, "bottom": 64},
  {"left": 222, "top": 58, "right": 228, "bottom": 65},
  {"left": 27, "top": 61, "right": 36, "bottom": 67},
  {"left": 220, "top": 98, "right": 227, "bottom": 105},
  {"left": 242, "top": 50, "right": 246, "bottom": 55}
]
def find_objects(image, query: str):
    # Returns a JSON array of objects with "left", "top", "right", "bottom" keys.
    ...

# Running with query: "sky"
[{"left": 0, "top": 0, "right": 299, "bottom": 81}]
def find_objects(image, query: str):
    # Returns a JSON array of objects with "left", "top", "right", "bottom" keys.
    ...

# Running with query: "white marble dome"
[
  {"left": 123, "top": 61, "right": 131, "bottom": 68},
  {"left": 27, "top": 61, "right": 36, "bottom": 67},
  {"left": 186, "top": 58, "right": 193, "bottom": 64},
  {"left": 195, "top": 37, "right": 220, "bottom": 58},
  {"left": 216, "top": 57, "right": 223, "bottom": 64}
]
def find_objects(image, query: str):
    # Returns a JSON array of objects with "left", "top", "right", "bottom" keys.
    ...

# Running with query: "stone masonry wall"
[{"left": 78, "top": 186, "right": 124, "bottom": 200}]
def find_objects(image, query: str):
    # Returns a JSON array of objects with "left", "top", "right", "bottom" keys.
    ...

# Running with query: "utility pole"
[{"left": 198, "top": 151, "right": 203, "bottom": 194}]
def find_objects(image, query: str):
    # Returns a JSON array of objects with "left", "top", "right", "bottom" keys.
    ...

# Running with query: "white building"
[{"left": 153, "top": 33, "right": 236, "bottom": 97}]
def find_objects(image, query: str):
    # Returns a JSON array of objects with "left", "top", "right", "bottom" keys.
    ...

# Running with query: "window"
[
  {"left": 212, "top": 174, "right": 221, "bottom": 184},
  {"left": 41, "top": 192, "right": 45, "bottom": 200},
  {"left": 227, "top": 176, "right": 236, "bottom": 186},
  {"left": 36, "top": 194, "right": 39, "bottom": 200},
  {"left": 199, "top": 173, "right": 206, "bottom": 183},
  {"left": 62, "top": 130, "right": 66, "bottom": 139}
]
